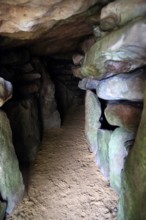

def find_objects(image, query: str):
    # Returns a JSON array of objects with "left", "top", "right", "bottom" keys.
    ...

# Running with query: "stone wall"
[
  {"left": 0, "top": 48, "right": 62, "bottom": 217},
  {"left": 47, "top": 58, "right": 85, "bottom": 120},
  {"left": 0, "top": 77, "right": 24, "bottom": 217},
  {"left": 72, "top": 0, "right": 146, "bottom": 219},
  {"left": 1, "top": 49, "right": 61, "bottom": 163},
  {"left": 0, "top": 0, "right": 145, "bottom": 219}
]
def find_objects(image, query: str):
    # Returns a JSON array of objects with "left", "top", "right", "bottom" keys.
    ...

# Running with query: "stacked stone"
[
  {"left": 0, "top": 49, "right": 60, "bottom": 164},
  {"left": 73, "top": 1, "right": 146, "bottom": 219},
  {"left": 48, "top": 59, "right": 85, "bottom": 120},
  {"left": 0, "top": 77, "right": 24, "bottom": 217}
]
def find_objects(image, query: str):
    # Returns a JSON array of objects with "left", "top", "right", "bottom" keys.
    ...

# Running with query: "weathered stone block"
[
  {"left": 6, "top": 97, "right": 41, "bottom": 163},
  {"left": 95, "top": 129, "right": 112, "bottom": 178},
  {"left": 105, "top": 103, "right": 142, "bottom": 131},
  {"left": 118, "top": 85, "right": 146, "bottom": 220},
  {"left": 85, "top": 90, "right": 101, "bottom": 154},
  {"left": 20, "top": 73, "right": 41, "bottom": 82},
  {"left": 109, "top": 128, "right": 135, "bottom": 194},
  {"left": 100, "top": 0, "right": 146, "bottom": 31},
  {"left": 72, "top": 54, "right": 84, "bottom": 65},
  {"left": 33, "top": 58, "right": 61, "bottom": 130},
  {"left": 81, "top": 18, "right": 146, "bottom": 79},
  {"left": 0, "top": 201, "right": 6, "bottom": 219},
  {"left": 0, "top": 110, "right": 24, "bottom": 213},
  {"left": 96, "top": 70, "right": 146, "bottom": 101},
  {"left": 72, "top": 66, "right": 82, "bottom": 79},
  {"left": 78, "top": 78, "right": 99, "bottom": 90}
]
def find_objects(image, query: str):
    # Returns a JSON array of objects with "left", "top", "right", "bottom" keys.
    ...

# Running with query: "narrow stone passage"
[{"left": 7, "top": 106, "right": 118, "bottom": 220}]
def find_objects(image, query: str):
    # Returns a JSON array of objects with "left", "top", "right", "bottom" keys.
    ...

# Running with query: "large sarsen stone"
[
  {"left": 81, "top": 18, "right": 146, "bottom": 79},
  {"left": 85, "top": 90, "right": 101, "bottom": 153},
  {"left": 96, "top": 70, "right": 146, "bottom": 101},
  {"left": 0, "top": 110, "right": 24, "bottom": 214}
]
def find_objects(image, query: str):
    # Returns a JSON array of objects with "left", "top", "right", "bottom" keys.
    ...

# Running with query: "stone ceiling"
[{"left": 0, "top": 0, "right": 113, "bottom": 55}]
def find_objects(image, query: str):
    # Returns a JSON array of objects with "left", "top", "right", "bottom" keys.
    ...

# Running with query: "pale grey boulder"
[
  {"left": 0, "top": 110, "right": 24, "bottom": 214},
  {"left": 81, "top": 18, "right": 146, "bottom": 79},
  {"left": 85, "top": 90, "right": 101, "bottom": 154},
  {"left": 96, "top": 70, "right": 146, "bottom": 101}
]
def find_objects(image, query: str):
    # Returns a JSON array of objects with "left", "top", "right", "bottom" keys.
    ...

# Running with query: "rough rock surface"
[
  {"left": 85, "top": 90, "right": 101, "bottom": 153},
  {"left": 118, "top": 85, "right": 146, "bottom": 220},
  {"left": 78, "top": 78, "right": 99, "bottom": 90},
  {"left": 109, "top": 128, "right": 135, "bottom": 194},
  {"left": 0, "top": 0, "right": 113, "bottom": 55},
  {"left": 96, "top": 129, "right": 112, "bottom": 179},
  {"left": 48, "top": 59, "right": 85, "bottom": 120},
  {"left": 6, "top": 97, "right": 41, "bottom": 163},
  {"left": 7, "top": 106, "right": 118, "bottom": 220},
  {"left": 105, "top": 103, "right": 142, "bottom": 131},
  {"left": 0, "top": 200, "right": 7, "bottom": 219},
  {"left": 81, "top": 18, "right": 146, "bottom": 79},
  {"left": 96, "top": 70, "right": 146, "bottom": 101},
  {"left": 33, "top": 58, "right": 61, "bottom": 130},
  {"left": 0, "top": 110, "right": 24, "bottom": 214}
]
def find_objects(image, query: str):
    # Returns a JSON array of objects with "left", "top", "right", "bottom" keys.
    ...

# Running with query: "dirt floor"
[{"left": 7, "top": 106, "right": 118, "bottom": 220}]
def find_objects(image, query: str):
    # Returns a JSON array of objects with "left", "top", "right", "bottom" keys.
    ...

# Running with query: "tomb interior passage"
[{"left": 0, "top": 1, "right": 145, "bottom": 219}]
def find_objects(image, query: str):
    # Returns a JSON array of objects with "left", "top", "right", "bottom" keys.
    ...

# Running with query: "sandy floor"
[{"left": 7, "top": 106, "right": 118, "bottom": 220}]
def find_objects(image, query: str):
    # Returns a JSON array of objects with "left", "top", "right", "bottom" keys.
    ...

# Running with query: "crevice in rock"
[{"left": 99, "top": 98, "right": 118, "bottom": 131}]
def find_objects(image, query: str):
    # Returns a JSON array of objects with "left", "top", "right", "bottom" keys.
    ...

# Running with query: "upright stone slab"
[
  {"left": 7, "top": 97, "right": 41, "bottom": 163},
  {"left": 95, "top": 129, "right": 112, "bottom": 178},
  {"left": 118, "top": 85, "right": 146, "bottom": 220},
  {"left": 85, "top": 90, "right": 101, "bottom": 154},
  {"left": 96, "top": 71, "right": 146, "bottom": 101},
  {"left": 109, "top": 128, "right": 135, "bottom": 194},
  {"left": 33, "top": 58, "right": 61, "bottom": 131},
  {"left": 81, "top": 18, "right": 146, "bottom": 79},
  {"left": 105, "top": 103, "right": 142, "bottom": 131},
  {"left": 0, "top": 110, "right": 24, "bottom": 214}
]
